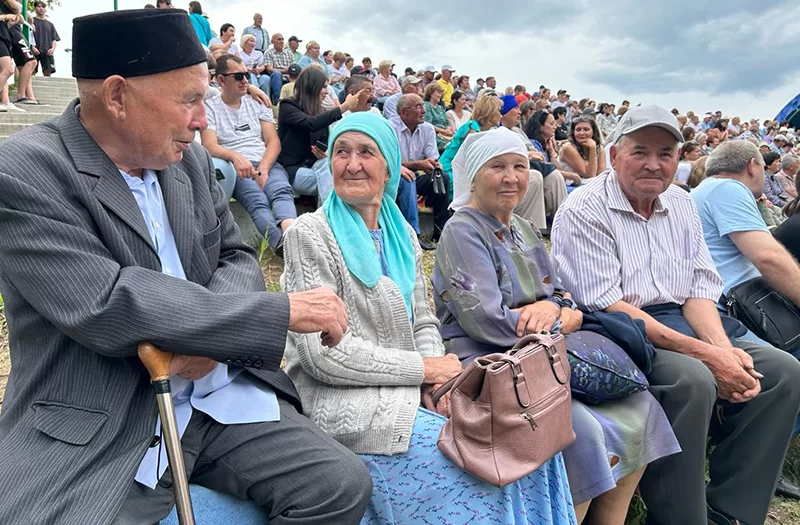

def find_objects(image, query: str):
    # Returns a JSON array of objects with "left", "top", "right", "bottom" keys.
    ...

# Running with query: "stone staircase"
[{"left": 0, "top": 76, "right": 77, "bottom": 141}]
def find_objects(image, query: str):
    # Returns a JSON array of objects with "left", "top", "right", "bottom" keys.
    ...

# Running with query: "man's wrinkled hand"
[
  {"left": 170, "top": 354, "right": 217, "bottom": 381},
  {"left": 705, "top": 346, "right": 760, "bottom": 403},
  {"left": 288, "top": 288, "right": 348, "bottom": 347}
]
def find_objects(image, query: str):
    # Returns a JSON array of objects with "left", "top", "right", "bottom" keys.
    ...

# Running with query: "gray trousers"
[
  {"left": 639, "top": 341, "right": 800, "bottom": 525},
  {"left": 112, "top": 398, "right": 372, "bottom": 525},
  {"left": 514, "top": 169, "right": 567, "bottom": 231}
]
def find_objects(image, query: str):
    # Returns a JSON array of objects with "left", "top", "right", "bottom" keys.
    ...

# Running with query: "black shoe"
[
  {"left": 707, "top": 505, "right": 741, "bottom": 525},
  {"left": 273, "top": 235, "right": 285, "bottom": 258},
  {"left": 417, "top": 235, "right": 436, "bottom": 251},
  {"left": 776, "top": 476, "right": 800, "bottom": 500}
]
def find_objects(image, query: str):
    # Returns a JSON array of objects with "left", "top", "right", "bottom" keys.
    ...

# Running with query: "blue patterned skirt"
[{"left": 358, "top": 408, "right": 577, "bottom": 525}]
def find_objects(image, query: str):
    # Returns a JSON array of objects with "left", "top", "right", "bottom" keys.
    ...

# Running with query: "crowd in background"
[
  {"left": 2, "top": 3, "right": 799, "bottom": 525},
  {"left": 158, "top": 0, "right": 799, "bottom": 255}
]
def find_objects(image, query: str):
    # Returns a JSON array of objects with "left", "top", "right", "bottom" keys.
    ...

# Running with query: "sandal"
[{"left": 20, "top": 99, "right": 42, "bottom": 105}]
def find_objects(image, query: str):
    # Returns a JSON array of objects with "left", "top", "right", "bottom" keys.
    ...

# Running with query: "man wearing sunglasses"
[{"left": 201, "top": 54, "right": 296, "bottom": 255}]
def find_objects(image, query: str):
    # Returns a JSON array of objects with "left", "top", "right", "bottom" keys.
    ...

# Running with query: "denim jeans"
[
  {"left": 267, "top": 71, "right": 283, "bottom": 104},
  {"left": 248, "top": 73, "right": 272, "bottom": 99},
  {"left": 232, "top": 162, "right": 296, "bottom": 250},
  {"left": 292, "top": 159, "right": 334, "bottom": 205},
  {"left": 396, "top": 177, "right": 420, "bottom": 234},
  {"left": 395, "top": 172, "right": 452, "bottom": 237}
]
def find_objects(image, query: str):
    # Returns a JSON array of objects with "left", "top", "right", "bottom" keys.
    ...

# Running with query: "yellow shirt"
[{"left": 437, "top": 78, "right": 455, "bottom": 107}]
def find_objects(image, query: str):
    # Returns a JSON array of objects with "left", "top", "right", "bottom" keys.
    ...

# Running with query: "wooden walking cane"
[{"left": 138, "top": 342, "right": 196, "bottom": 525}]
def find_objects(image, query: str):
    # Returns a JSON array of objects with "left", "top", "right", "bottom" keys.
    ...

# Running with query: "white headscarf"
[{"left": 450, "top": 127, "right": 530, "bottom": 210}]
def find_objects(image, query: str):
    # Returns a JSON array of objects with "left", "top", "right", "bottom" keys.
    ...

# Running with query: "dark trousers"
[
  {"left": 396, "top": 171, "right": 451, "bottom": 238},
  {"left": 639, "top": 341, "right": 800, "bottom": 525},
  {"left": 111, "top": 398, "right": 372, "bottom": 525}
]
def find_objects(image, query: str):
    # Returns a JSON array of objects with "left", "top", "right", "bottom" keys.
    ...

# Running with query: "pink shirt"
[{"left": 373, "top": 73, "right": 401, "bottom": 97}]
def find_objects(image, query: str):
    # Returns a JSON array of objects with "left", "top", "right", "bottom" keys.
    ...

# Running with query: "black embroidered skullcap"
[{"left": 72, "top": 9, "right": 207, "bottom": 79}]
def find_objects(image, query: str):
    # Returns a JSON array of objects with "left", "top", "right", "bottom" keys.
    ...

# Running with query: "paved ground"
[{"left": 0, "top": 250, "right": 798, "bottom": 522}]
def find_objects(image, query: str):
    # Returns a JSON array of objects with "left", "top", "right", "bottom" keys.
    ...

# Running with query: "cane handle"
[{"left": 137, "top": 342, "right": 173, "bottom": 383}]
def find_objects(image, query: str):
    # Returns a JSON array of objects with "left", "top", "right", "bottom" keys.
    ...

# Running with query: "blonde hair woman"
[
  {"left": 373, "top": 59, "right": 401, "bottom": 100},
  {"left": 438, "top": 95, "right": 503, "bottom": 197},
  {"left": 237, "top": 33, "right": 269, "bottom": 93}
]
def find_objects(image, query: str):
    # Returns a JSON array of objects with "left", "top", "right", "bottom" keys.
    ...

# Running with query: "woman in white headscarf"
[{"left": 433, "top": 127, "right": 680, "bottom": 525}]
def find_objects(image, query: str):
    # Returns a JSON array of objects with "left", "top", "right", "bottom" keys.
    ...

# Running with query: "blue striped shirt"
[{"left": 122, "top": 169, "right": 280, "bottom": 490}]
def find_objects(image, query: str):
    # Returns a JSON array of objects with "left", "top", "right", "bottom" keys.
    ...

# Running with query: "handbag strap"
[
  {"left": 512, "top": 332, "right": 555, "bottom": 350},
  {"left": 430, "top": 375, "right": 459, "bottom": 406}
]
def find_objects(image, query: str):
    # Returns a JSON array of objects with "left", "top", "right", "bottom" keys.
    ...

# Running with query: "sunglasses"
[{"left": 219, "top": 72, "right": 249, "bottom": 82}]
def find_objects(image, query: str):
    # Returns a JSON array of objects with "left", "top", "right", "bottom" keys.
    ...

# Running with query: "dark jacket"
[
  {"left": 580, "top": 310, "right": 655, "bottom": 374},
  {"left": 0, "top": 100, "right": 298, "bottom": 525},
  {"left": 775, "top": 213, "right": 800, "bottom": 263},
  {"left": 277, "top": 98, "right": 342, "bottom": 180}
]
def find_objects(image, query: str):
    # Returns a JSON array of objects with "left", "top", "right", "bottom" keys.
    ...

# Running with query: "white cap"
[
  {"left": 441, "top": 64, "right": 455, "bottom": 72},
  {"left": 423, "top": 65, "right": 436, "bottom": 73}
]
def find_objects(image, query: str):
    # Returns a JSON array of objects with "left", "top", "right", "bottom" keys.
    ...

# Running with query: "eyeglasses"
[{"left": 219, "top": 72, "right": 249, "bottom": 82}]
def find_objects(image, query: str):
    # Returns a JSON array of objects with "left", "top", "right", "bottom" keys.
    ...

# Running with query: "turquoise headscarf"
[{"left": 323, "top": 112, "right": 416, "bottom": 315}]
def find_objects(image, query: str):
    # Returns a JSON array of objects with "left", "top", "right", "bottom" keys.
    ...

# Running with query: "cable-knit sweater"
[{"left": 281, "top": 209, "right": 445, "bottom": 455}]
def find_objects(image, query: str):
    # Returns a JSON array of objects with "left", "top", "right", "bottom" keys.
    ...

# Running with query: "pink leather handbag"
[{"left": 433, "top": 333, "right": 575, "bottom": 487}]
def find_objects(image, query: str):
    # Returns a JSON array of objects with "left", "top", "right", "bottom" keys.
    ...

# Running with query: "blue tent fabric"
[{"left": 775, "top": 93, "right": 800, "bottom": 122}]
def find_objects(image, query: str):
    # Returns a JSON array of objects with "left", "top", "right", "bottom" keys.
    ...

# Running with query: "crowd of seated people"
[{"left": 69, "top": 5, "right": 800, "bottom": 524}]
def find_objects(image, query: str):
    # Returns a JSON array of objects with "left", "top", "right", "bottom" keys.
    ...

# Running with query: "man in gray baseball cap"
[
  {"left": 382, "top": 74, "right": 422, "bottom": 120},
  {"left": 611, "top": 104, "right": 684, "bottom": 144},
  {"left": 551, "top": 104, "right": 800, "bottom": 525}
]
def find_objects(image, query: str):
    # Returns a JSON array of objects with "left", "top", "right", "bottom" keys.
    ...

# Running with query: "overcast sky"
[{"left": 47, "top": 0, "right": 800, "bottom": 120}]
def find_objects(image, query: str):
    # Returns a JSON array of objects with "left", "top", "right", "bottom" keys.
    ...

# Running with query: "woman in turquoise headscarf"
[{"left": 282, "top": 112, "right": 576, "bottom": 525}]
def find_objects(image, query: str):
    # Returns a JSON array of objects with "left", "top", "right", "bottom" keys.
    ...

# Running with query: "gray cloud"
[
  {"left": 320, "top": 0, "right": 800, "bottom": 96},
  {"left": 321, "top": 0, "right": 584, "bottom": 37}
]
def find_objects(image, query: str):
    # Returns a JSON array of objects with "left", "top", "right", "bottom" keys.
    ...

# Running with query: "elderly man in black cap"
[{"left": 0, "top": 9, "right": 371, "bottom": 525}]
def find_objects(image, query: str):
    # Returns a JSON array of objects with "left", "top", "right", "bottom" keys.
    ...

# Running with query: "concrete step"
[
  {"left": 0, "top": 122, "right": 35, "bottom": 135},
  {"left": 0, "top": 111, "right": 61, "bottom": 124},
  {"left": 0, "top": 105, "right": 65, "bottom": 117},
  {"left": 25, "top": 93, "right": 78, "bottom": 106},
  {"left": 25, "top": 88, "right": 77, "bottom": 99},
  {"left": 31, "top": 77, "right": 78, "bottom": 86}
]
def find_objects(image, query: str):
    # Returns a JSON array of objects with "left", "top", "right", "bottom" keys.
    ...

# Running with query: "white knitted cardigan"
[{"left": 281, "top": 209, "right": 445, "bottom": 455}]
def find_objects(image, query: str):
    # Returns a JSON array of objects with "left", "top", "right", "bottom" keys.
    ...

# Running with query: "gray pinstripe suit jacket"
[{"left": 0, "top": 100, "right": 299, "bottom": 524}]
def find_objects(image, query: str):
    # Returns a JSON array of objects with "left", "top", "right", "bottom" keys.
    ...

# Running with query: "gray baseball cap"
[
  {"left": 401, "top": 75, "right": 422, "bottom": 86},
  {"left": 612, "top": 105, "right": 683, "bottom": 144}
]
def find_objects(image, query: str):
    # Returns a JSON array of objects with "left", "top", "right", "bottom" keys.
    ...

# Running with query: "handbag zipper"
[
  {"left": 520, "top": 387, "right": 569, "bottom": 431},
  {"left": 521, "top": 412, "right": 537, "bottom": 430}
]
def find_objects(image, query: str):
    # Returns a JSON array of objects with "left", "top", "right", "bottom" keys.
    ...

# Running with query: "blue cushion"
[
  {"left": 565, "top": 331, "right": 649, "bottom": 405},
  {"left": 160, "top": 484, "right": 268, "bottom": 524}
]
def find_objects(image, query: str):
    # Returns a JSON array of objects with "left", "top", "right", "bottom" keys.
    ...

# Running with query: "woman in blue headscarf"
[{"left": 282, "top": 112, "right": 576, "bottom": 525}]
